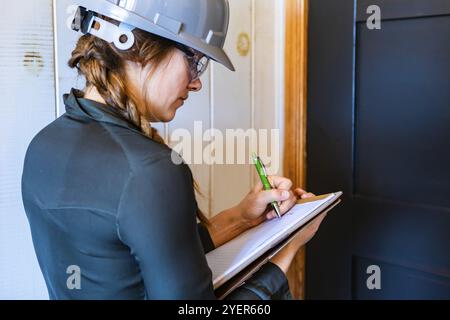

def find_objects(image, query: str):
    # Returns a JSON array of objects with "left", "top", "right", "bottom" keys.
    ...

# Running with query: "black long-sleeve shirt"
[{"left": 21, "top": 89, "right": 291, "bottom": 300}]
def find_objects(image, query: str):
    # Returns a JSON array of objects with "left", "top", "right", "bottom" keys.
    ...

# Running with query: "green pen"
[{"left": 252, "top": 152, "right": 282, "bottom": 218}]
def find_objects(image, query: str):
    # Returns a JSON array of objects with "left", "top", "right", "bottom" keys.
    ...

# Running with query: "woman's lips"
[
  {"left": 179, "top": 96, "right": 188, "bottom": 106},
  {"left": 176, "top": 98, "right": 185, "bottom": 107}
]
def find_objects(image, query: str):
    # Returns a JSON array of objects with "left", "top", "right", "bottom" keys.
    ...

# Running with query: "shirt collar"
[{"left": 63, "top": 88, "right": 141, "bottom": 132}]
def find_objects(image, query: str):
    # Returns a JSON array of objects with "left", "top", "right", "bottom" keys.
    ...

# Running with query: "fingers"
[
  {"left": 251, "top": 180, "right": 264, "bottom": 193},
  {"left": 279, "top": 190, "right": 297, "bottom": 211},
  {"left": 250, "top": 178, "right": 316, "bottom": 221},
  {"left": 268, "top": 176, "right": 293, "bottom": 191},
  {"left": 294, "top": 188, "right": 315, "bottom": 199},
  {"left": 253, "top": 178, "right": 313, "bottom": 199},
  {"left": 259, "top": 189, "right": 291, "bottom": 205},
  {"left": 257, "top": 189, "right": 292, "bottom": 220},
  {"left": 266, "top": 190, "right": 297, "bottom": 220},
  {"left": 252, "top": 176, "right": 292, "bottom": 194}
]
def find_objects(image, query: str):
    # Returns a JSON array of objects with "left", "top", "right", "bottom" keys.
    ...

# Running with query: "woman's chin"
[
  {"left": 153, "top": 104, "right": 181, "bottom": 123},
  {"left": 163, "top": 111, "right": 177, "bottom": 123},
  {"left": 169, "top": 103, "right": 184, "bottom": 119},
  {"left": 148, "top": 113, "right": 174, "bottom": 123}
]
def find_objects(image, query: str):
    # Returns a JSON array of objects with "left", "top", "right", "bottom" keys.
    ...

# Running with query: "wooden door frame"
[{"left": 284, "top": 0, "right": 309, "bottom": 299}]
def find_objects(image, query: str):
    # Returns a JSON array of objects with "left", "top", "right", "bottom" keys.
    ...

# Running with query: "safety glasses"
[{"left": 173, "top": 43, "right": 210, "bottom": 82}]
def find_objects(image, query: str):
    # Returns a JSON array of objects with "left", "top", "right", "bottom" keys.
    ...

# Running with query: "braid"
[{"left": 69, "top": 35, "right": 161, "bottom": 142}]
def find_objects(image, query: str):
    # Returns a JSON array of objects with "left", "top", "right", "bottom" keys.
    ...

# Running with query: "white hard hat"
[{"left": 70, "top": 0, "right": 235, "bottom": 71}]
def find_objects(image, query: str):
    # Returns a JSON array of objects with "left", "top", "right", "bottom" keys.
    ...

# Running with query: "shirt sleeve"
[
  {"left": 116, "top": 154, "right": 291, "bottom": 300},
  {"left": 226, "top": 262, "right": 292, "bottom": 300},
  {"left": 197, "top": 223, "right": 215, "bottom": 254},
  {"left": 116, "top": 156, "right": 216, "bottom": 299}
]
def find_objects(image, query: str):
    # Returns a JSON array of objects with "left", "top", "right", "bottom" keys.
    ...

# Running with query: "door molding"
[{"left": 284, "top": 0, "right": 309, "bottom": 299}]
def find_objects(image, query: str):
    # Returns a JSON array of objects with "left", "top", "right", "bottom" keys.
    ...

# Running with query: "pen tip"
[{"left": 273, "top": 204, "right": 282, "bottom": 218}]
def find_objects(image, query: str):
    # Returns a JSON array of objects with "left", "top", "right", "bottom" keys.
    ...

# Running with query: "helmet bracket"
[{"left": 71, "top": 6, "right": 136, "bottom": 51}]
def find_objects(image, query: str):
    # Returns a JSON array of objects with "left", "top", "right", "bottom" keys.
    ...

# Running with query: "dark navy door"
[{"left": 306, "top": 0, "right": 450, "bottom": 299}]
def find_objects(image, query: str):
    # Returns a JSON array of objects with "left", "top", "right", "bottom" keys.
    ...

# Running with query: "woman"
[{"left": 21, "top": 0, "right": 327, "bottom": 300}]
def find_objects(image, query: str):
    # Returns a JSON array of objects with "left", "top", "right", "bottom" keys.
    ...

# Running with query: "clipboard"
[{"left": 212, "top": 192, "right": 343, "bottom": 299}]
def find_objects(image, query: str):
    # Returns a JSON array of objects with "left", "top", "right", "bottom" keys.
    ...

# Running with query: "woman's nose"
[{"left": 188, "top": 78, "right": 202, "bottom": 92}]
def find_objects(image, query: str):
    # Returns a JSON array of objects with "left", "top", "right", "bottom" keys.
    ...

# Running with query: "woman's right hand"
[{"left": 269, "top": 212, "right": 328, "bottom": 274}]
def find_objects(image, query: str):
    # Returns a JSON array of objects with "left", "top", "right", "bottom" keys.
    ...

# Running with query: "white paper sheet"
[{"left": 206, "top": 194, "right": 337, "bottom": 288}]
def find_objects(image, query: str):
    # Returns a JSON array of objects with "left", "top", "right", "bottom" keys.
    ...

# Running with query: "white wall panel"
[
  {"left": 0, "top": 0, "right": 55, "bottom": 299},
  {"left": 254, "top": 0, "right": 285, "bottom": 178},
  {"left": 211, "top": 0, "right": 285, "bottom": 215},
  {"left": 211, "top": 0, "right": 254, "bottom": 215}
]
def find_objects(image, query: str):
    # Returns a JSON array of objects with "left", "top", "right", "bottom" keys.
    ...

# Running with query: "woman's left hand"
[{"left": 237, "top": 176, "right": 315, "bottom": 228}]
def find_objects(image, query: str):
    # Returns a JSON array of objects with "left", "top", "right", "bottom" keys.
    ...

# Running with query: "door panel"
[
  {"left": 355, "top": 15, "right": 450, "bottom": 208},
  {"left": 307, "top": 0, "right": 450, "bottom": 299},
  {"left": 352, "top": 255, "right": 450, "bottom": 299}
]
